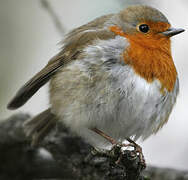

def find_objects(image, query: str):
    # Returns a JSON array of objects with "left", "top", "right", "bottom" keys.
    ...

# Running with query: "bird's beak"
[{"left": 162, "top": 27, "right": 185, "bottom": 37}]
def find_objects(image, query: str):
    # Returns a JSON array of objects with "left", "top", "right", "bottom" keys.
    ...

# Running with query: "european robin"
[{"left": 7, "top": 5, "right": 184, "bottom": 165}]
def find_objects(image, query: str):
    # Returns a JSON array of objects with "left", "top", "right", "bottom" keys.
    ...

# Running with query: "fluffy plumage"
[
  {"left": 7, "top": 5, "right": 183, "bottom": 148},
  {"left": 50, "top": 36, "right": 179, "bottom": 148}
]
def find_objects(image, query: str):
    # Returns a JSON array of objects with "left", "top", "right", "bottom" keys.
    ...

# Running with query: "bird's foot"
[
  {"left": 90, "top": 128, "right": 146, "bottom": 168},
  {"left": 106, "top": 141, "right": 146, "bottom": 169},
  {"left": 90, "top": 142, "right": 146, "bottom": 170},
  {"left": 124, "top": 138, "right": 146, "bottom": 168}
]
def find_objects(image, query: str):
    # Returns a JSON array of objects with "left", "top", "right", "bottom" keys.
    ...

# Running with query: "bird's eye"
[{"left": 138, "top": 24, "right": 149, "bottom": 33}]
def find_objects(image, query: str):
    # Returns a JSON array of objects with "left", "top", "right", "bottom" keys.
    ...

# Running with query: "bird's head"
[
  {"left": 110, "top": 5, "right": 184, "bottom": 50},
  {"left": 109, "top": 5, "right": 185, "bottom": 92}
]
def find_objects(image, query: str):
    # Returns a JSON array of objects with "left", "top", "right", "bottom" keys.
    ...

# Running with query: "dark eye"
[{"left": 139, "top": 24, "right": 149, "bottom": 33}]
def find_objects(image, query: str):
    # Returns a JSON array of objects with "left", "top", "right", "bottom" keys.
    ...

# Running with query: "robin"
[{"left": 7, "top": 5, "right": 184, "bottom": 165}]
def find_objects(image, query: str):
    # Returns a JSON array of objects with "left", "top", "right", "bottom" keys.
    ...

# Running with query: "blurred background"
[{"left": 0, "top": 0, "right": 187, "bottom": 171}]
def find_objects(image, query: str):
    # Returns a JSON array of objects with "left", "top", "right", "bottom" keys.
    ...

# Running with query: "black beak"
[{"left": 162, "top": 27, "right": 185, "bottom": 37}]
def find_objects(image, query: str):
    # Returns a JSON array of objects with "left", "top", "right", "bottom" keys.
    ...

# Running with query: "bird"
[{"left": 7, "top": 5, "right": 184, "bottom": 164}]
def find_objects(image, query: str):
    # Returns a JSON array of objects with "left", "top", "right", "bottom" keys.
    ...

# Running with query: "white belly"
[
  {"left": 50, "top": 60, "right": 178, "bottom": 148},
  {"left": 49, "top": 36, "right": 178, "bottom": 148}
]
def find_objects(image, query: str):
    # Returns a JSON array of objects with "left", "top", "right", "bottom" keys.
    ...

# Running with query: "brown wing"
[
  {"left": 7, "top": 52, "right": 78, "bottom": 110},
  {"left": 7, "top": 14, "right": 115, "bottom": 110}
]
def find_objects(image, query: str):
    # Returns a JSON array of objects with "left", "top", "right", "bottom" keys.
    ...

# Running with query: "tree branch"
[
  {"left": 40, "top": 0, "right": 66, "bottom": 36},
  {"left": 1, "top": 113, "right": 188, "bottom": 180}
]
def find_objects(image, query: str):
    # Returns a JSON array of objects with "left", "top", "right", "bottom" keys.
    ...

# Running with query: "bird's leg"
[
  {"left": 91, "top": 128, "right": 118, "bottom": 145},
  {"left": 91, "top": 128, "right": 134, "bottom": 148},
  {"left": 90, "top": 128, "right": 135, "bottom": 161},
  {"left": 90, "top": 128, "right": 146, "bottom": 167},
  {"left": 126, "top": 138, "right": 146, "bottom": 167}
]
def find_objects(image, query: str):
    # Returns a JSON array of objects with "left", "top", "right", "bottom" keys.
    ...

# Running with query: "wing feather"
[{"left": 7, "top": 50, "right": 80, "bottom": 110}]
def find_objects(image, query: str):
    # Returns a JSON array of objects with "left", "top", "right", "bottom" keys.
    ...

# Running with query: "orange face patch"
[{"left": 109, "top": 25, "right": 177, "bottom": 92}]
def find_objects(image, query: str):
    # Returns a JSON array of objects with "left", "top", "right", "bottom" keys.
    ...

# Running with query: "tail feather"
[{"left": 23, "top": 108, "right": 57, "bottom": 146}]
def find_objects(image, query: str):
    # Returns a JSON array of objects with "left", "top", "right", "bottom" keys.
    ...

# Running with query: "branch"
[
  {"left": 0, "top": 113, "right": 188, "bottom": 180},
  {"left": 118, "top": 0, "right": 143, "bottom": 6},
  {"left": 40, "top": 0, "right": 66, "bottom": 36}
]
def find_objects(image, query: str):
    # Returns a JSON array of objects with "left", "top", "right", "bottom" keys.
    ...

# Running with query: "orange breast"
[{"left": 110, "top": 26, "right": 177, "bottom": 93}]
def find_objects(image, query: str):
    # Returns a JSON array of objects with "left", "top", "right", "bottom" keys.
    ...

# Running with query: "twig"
[{"left": 40, "top": 0, "right": 66, "bottom": 36}]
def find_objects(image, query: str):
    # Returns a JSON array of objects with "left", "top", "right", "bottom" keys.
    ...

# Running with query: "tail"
[{"left": 23, "top": 108, "right": 57, "bottom": 146}]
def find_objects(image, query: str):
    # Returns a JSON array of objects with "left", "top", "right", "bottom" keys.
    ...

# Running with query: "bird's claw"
[
  {"left": 110, "top": 141, "right": 146, "bottom": 168},
  {"left": 125, "top": 139, "right": 146, "bottom": 168}
]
